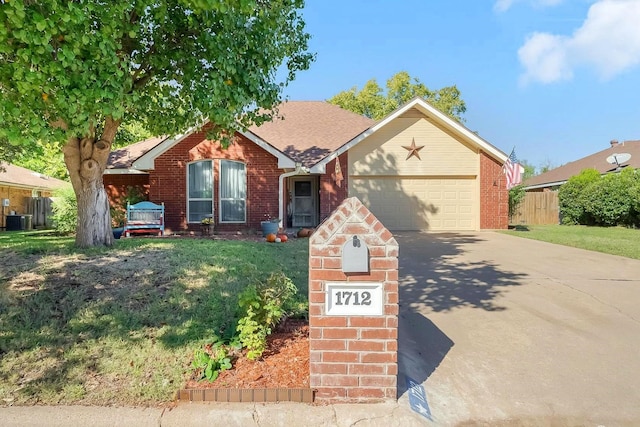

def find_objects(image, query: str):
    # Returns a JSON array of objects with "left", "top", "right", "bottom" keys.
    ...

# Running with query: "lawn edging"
[{"left": 177, "top": 387, "right": 315, "bottom": 403}]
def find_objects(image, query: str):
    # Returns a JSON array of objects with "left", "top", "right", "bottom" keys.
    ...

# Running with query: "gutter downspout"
[{"left": 278, "top": 163, "right": 309, "bottom": 228}]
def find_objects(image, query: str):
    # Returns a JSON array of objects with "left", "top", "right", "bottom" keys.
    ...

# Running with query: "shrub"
[
  {"left": 583, "top": 168, "right": 636, "bottom": 226},
  {"left": 629, "top": 172, "right": 640, "bottom": 227},
  {"left": 192, "top": 343, "right": 232, "bottom": 382},
  {"left": 558, "top": 168, "right": 600, "bottom": 225},
  {"left": 508, "top": 184, "right": 526, "bottom": 220},
  {"left": 51, "top": 185, "right": 77, "bottom": 234},
  {"left": 236, "top": 272, "right": 297, "bottom": 360}
]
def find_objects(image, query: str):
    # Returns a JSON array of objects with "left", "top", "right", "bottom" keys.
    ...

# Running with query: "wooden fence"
[
  {"left": 25, "top": 197, "right": 54, "bottom": 228},
  {"left": 510, "top": 191, "right": 559, "bottom": 225}
]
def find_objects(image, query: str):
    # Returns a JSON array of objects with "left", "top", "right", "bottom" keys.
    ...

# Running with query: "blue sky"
[{"left": 282, "top": 0, "right": 640, "bottom": 171}]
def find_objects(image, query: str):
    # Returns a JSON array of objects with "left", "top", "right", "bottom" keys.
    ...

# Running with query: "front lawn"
[
  {"left": 0, "top": 231, "right": 309, "bottom": 406},
  {"left": 501, "top": 225, "right": 640, "bottom": 260}
]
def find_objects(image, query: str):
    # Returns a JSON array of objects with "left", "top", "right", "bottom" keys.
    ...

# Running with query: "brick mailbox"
[{"left": 308, "top": 197, "right": 399, "bottom": 402}]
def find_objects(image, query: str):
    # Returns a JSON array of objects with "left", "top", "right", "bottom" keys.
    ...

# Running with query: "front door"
[{"left": 290, "top": 177, "right": 318, "bottom": 228}]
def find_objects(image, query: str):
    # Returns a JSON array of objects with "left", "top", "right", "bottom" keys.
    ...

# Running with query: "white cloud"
[
  {"left": 494, "top": 0, "right": 565, "bottom": 13},
  {"left": 518, "top": 33, "right": 572, "bottom": 84},
  {"left": 519, "top": 0, "right": 640, "bottom": 84}
]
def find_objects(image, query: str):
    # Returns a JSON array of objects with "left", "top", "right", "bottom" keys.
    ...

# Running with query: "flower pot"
[
  {"left": 112, "top": 227, "right": 124, "bottom": 239},
  {"left": 260, "top": 221, "right": 279, "bottom": 236}
]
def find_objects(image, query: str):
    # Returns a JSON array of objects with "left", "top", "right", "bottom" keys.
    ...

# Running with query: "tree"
[
  {"left": 520, "top": 160, "right": 536, "bottom": 181},
  {"left": 328, "top": 71, "right": 466, "bottom": 122},
  {"left": 0, "top": 137, "right": 24, "bottom": 172},
  {"left": 13, "top": 140, "right": 67, "bottom": 180},
  {"left": 0, "top": 1, "right": 313, "bottom": 247}
]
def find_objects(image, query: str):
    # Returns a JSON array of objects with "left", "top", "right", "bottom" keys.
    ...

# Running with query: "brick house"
[
  {"left": 104, "top": 98, "right": 510, "bottom": 233},
  {"left": 0, "top": 163, "right": 67, "bottom": 229}
]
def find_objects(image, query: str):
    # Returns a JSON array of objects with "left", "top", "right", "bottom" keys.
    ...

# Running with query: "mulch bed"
[{"left": 184, "top": 319, "right": 310, "bottom": 390}]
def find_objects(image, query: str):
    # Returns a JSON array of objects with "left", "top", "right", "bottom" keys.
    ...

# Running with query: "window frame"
[
  {"left": 186, "top": 159, "right": 214, "bottom": 224},
  {"left": 218, "top": 159, "right": 247, "bottom": 224}
]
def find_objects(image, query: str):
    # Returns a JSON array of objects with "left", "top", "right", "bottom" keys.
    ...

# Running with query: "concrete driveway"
[{"left": 396, "top": 232, "right": 640, "bottom": 426}]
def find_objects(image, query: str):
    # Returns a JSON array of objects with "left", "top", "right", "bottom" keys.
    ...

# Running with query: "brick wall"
[
  {"left": 319, "top": 153, "right": 349, "bottom": 222},
  {"left": 103, "top": 174, "right": 150, "bottom": 207},
  {"left": 148, "top": 129, "right": 281, "bottom": 232},
  {"left": 309, "top": 197, "right": 398, "bottom": 403},
  {"left": 479, "top": 151, "right": 508, "bottom": 229}
]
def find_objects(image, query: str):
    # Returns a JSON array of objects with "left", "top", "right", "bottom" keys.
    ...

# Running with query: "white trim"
[
  {"left": 103, "top": 169, "right": 149, "bottom": 175},
  {"left": 0, "top": 182, "right": 64, "bottom": 192},
  {"left": 278, "top": 164, "right": 309, "bottom": 227},
  {"left": 240, "top": 130, "right": 296, "bottom": 168},
  {"left": 134, "top": 132, "right": 192, "bottom": 170},
  {"left": 310, "top": 97, "right": 508, "bottom": 173}
]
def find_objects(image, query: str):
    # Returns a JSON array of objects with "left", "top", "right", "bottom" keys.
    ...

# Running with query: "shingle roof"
[
  {"left": 248, "top": 101, "right": 375, "bottom": 167},
  {"left": 0, "top": 163, "right": 68, "bottom": 190},
  {"left": 107, "top": 136, "right": 168, "bottom": 169},
  {"left": 525, "top": 140, "right": 640, "bottom": 189},
  {"left": 107, "top": 103, "right": 374, "bottom": 170}
]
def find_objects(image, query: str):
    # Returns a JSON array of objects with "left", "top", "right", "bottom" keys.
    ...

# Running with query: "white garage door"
[{"left": 350, "top": 177, "right": 477, "bottom": 231}]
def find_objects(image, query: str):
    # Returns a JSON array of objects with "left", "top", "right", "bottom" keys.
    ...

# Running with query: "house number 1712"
[
  {"left": 333, "top": 290, "right": 372, "bottom": 306},
  {"left": 325, "top": 282, "right": 383, "bottom": 316}
]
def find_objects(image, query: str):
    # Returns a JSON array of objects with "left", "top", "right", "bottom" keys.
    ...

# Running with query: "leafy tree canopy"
[
  {"left": 0, "top": 0, "right": 314, "bottom": 247},
  {"left": 328, "top": 71, "right": 466, "bottom": 122},
  {"left": 0, "top": 0, "right": 313, "bottom": 142}
]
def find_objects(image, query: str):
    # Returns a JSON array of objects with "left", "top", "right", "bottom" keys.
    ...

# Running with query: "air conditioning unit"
[{"left": 2, "top": 199, "right": 9, "bottom": 207}]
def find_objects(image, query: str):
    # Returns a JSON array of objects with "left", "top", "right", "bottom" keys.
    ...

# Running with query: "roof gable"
[
  {"left": 310, "top": 97, "right": 508, "bottom": 173},
  {"left": 525, "top": 140, "right": 640, "bottom": 189}
]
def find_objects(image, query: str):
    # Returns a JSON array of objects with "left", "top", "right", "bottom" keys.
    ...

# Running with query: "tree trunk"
[{"left": 63, "top": 117, "right": 120, "bottom": 248}]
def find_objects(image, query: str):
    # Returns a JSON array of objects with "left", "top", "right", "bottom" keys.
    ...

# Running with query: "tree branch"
[{"left": 62, "top": 137, "right": 82, "bottom": 192}]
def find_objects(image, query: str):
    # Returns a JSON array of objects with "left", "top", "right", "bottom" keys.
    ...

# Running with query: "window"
[
  {"left": 219, "top": 160, "right": 246, "bottom": 223},
  {"left": 187, "top": 160, "right": 213, "bottom": 223}
]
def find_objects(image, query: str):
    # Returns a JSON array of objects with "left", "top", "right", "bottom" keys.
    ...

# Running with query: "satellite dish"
[{"left": 606, "top": 153, "right": 631, "bottom": 167}]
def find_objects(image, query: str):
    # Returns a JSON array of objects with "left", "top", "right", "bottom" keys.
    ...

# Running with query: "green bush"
[
  {"left": 191, "top": 272, "right": 299, "bottom": 381},
  {"left": 508, "top": 184, "right": 526, "bottom": 220},
  {"left": 52, "top": 185, "right": 77, "bottom": 234},
  {"left": 192, "top": 343, "right": 232, "bottom": 382},
  {"left": 558, "top": 168, "right": 600, "bottom": 225},
  {"left": 630, "top": 174, "right": 640, "bottom": 226},
  {"left": 236, "top": 272, "right": 297, "bottom": 360},
  {"left": 583, "top": 168, "right": 637, "bottom": 226}
]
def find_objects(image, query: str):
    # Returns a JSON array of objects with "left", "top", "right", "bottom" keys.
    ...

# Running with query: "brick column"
[{"left": 308, "top": 197, "right": 399, "bottom": 403}]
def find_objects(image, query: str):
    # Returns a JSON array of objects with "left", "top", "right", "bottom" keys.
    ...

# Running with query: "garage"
[{"left": 350, "top": 177, "right": 477, "bottom": 231}]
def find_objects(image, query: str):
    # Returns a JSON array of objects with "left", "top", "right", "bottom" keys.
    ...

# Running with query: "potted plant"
[
  {"left": 201, "top": 217, "right": 214, "bottom": 236},
  {"left": 260, "top": 214, "right": 280, "bottom": 236}
]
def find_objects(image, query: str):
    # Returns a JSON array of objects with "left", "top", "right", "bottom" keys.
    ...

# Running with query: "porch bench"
[{"left": 123, "top": 201, "right": 165, "bottom": 237}]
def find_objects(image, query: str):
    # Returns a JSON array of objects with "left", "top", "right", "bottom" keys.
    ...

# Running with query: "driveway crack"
[{"left": 548, "top": 278, "right": 640, "bottom": 324}]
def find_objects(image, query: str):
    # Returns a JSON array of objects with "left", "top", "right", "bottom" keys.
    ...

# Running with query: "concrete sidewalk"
[{"left": 0, "top": 402, "right": 428, "bottom": 427}]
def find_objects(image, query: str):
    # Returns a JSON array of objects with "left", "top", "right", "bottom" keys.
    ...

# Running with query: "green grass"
[
  {"left": 0, "top": 231, "right": 309, "bottom": 406},
  {"left": 501, "top": 224, "right": 640, "bottom": 260}
]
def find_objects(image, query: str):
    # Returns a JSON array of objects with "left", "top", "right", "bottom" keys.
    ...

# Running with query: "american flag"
[{"left": 504, "top": 149, "right": 522, "bottom": 189}]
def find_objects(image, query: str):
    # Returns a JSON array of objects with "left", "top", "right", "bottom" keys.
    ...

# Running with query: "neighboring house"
[
  {"left": 104, "top": 98, "right": 510, "bottom": 233},
  {"left": 524, "top": 140, "right": 640, "bottom": 191},
  {"left": 0, "top": 163, "right": 68, "bottom": 229}
]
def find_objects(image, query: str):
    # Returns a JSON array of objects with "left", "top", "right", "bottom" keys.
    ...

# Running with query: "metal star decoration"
[{"left": 402, "top": 138, "right": 425, "bottom": 160}]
